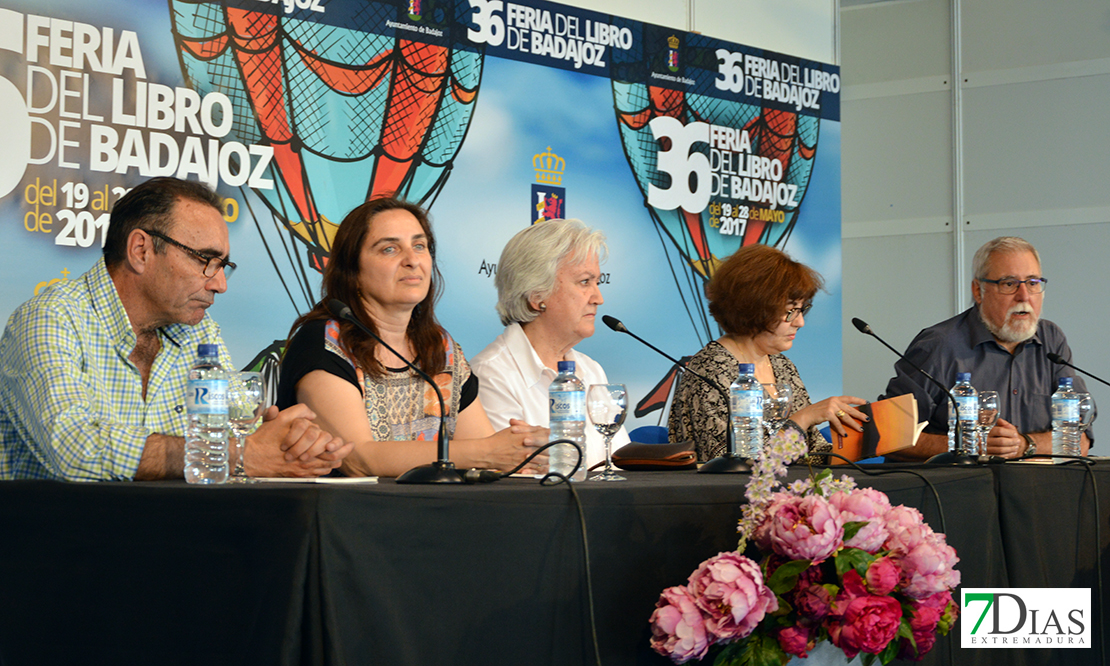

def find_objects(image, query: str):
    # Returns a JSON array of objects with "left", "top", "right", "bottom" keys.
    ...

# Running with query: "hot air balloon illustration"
[
  {"left": 169, "top": 0, "right": 484, "bottom": 384},
  {"left": 610, "top": 26, "right": 821, "bottom": 416},
  {"left": 170, "top": 0, "right": 483, "bottom": 300}
]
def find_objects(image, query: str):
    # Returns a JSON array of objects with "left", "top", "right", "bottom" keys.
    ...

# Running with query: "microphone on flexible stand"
[
  {"left": 851, "top": 318, "right": 979, "bottom": 465},
  {"left": 328, "top": 299, "right": 464, "bottom": 484},
  {"left": 602, "top": 315, "right": 750, "bottom": 473},
  {"left": 1047, "top": 352, "right": 1110, "bottom": 389}
]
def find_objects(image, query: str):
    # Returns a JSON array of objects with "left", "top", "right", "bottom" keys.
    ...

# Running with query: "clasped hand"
[
  {"left": 243, "top": 404, "right": 353, "bottom": 477},
  {"left": 493, "top": 418, "right": 550, "bottom": 475}
]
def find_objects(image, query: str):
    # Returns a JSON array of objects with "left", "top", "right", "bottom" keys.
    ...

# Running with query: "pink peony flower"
[
  {"left": 916, "top": 589, "right": 960, "bottom": 633},
  {"left": 794, "top": 584, "right": 833, "bottom": 621},
  {"left": 750, "top": 491, "right": 792, "bottom": 550},
  {"left": 649, "top": 586, "right": 710, "bottom": 663},
  {"left": 899, "top": 533, "right": 961, "bottom": 599},
  {"left": 835, "top": 569, "right": 868, "bottom": 605},
  {"left": 767, "top": 494, "right": 844, "bottom": 562},
  {"left": 777, "top": 624, "right": 813, "bottom": 658},
  {"left": 686, "top": 552, "right": 778, "bottom": 642},
  {"left": 827, "top": 585, "right": 904, "bottom": 659},
  {"left": 829, "top": 487, "right": 892, "bottom": 553},
  {"left": 865, "top": 556, "right": 900, "bottom": 596},
  {"left": 883, "top": 505, "right": 931, "bottom": 556},
  {"left": 898, "top": 599, "right": 942, "bottom": 661}
]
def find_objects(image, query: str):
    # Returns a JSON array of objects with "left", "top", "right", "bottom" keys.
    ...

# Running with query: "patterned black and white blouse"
[{"left": 667, "top": 340, "right": 830, "bottom": 461}]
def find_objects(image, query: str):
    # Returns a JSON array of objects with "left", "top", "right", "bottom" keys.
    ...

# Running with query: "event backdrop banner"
[{"left": 0, "top": 0, "right": 841, "bottom": 432}]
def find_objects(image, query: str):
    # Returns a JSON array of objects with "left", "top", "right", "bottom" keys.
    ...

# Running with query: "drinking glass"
[
  {"left": 587, "top": 384, "right": 628, "bottom": 481},
  {"left": 762, "top": 382, "right": 792, "bottom": 437},
  {"left": 976, "top": 391, "right": 999, "bottom": 456},
  {"left": 228, "top": 372, "right": 265, "bottom": 483},
  {"left": 1078, "top": 392, "right": 1096, "bottom": 444}
]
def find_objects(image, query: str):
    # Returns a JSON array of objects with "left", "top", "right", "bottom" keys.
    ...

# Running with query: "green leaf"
[
  {"left": 812, "top": 468, "right": 833, "bottom": 495},
  {"left": 736, "top": 631, "right": 788, "bottom": 666},
  {"left": 834, "top": 547, "right": 875, "bottom": 577},
  {"left": 877, "top": 634, "right": 902, "bottom": 665},
  {"left": 896, "top": 617, "right": 914, "bottom": 641},
  {"left": 767, "top": 559, "right": 812, "bottom": 594},
  {"left": 860, "top": 653, "right": 877, "bottom": 666},
  {"left": 771, "top": 596, "right": 792, "bottom": 618},
  {"left": 842, "top": 520, "right": 869, "bottom": 542},
  {"left": 713, "top": 639, "right": 745, "bottom": 666}
]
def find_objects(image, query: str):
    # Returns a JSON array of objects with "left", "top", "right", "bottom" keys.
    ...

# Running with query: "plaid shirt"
[{"left": 0, "top": 259, "right": 231, "bottom": 481}]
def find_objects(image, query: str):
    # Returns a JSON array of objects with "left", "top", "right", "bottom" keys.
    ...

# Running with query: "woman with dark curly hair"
[
  {"left": 667, "top": 244, "right": 868, "bottom": 462},
  {"left": 277, "top": 198, "right": 547, "bottom": 477}
]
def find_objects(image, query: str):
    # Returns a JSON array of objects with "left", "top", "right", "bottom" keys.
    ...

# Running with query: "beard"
[{"left": 980, "top": 303, "right": 1038, "bottom": 344}]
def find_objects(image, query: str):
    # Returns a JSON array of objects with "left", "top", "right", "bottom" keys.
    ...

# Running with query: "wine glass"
[
  {"left": 228, "top": 372, "right": 265, "bottom": 483},
  {"left": 587, "top": 384, "right": 628, "bottom": 481},
  {"left": 976, "top": 391, "right": 1000, "bottom": 456},
  {"left": 762, "top": 383, "right": 793, "bottom": 437}
]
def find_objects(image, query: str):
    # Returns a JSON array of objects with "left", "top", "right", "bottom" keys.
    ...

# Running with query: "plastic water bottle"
[
  {"left": 548, "top": 360, "right": 586, "bottom": 481},
  {"left": 1051, "top": 377, "right": 1080, "bottom": 463},
  {"left": 185, "top": 343, "right": 229, "bottom": 484},
  {"left": 947, "top": 372, "right": 978, "bottom": 456},
  {"left": 730, "top": 363, "right": 764, "bottom": 459}
]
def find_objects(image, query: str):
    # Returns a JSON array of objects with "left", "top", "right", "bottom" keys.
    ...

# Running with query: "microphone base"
[
  {"left": 925, "top": 451, "right": 982, "bottom": 466},
  {"left": 396, "top": 460, "right": 466, "bottom": 484},
  {"left": 697, "top": 454, "right": 753, "bottom": 474}
]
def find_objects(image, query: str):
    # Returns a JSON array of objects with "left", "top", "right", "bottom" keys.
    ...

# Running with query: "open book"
[{"left": 828, "top": 393, "right": 927, "bottom": 464}]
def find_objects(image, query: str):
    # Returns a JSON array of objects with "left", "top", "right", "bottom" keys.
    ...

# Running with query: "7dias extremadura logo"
[{"left": 962, "top": 588, "right": 1090, "bottom": 648}]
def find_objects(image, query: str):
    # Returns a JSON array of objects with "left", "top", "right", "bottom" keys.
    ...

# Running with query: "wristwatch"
[{"left": 1022, "top": 433, "right": 1037, "bottom": 457}]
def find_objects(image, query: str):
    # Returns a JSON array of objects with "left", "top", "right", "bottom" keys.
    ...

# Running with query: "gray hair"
[
  {"left": 494, "top": 219, "right": 608, "bottom": 326},
  {"left": 972, "top": 236, "right": 1041, "bottom": 280}
]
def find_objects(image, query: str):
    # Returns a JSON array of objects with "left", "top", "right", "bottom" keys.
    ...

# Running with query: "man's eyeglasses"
[
  {"left": 785, "top": 303, "right": 812, "bottom": 322},
  {"left": 142, "top": 229, "right": 236, "bottom": 280},
  {"left": 978, "top": 277, "right": 1047, "bottom": 295}
]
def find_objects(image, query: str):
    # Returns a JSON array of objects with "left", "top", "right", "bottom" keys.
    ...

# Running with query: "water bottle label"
[
  {"left": 549, "top": 390, "right": 585, "bottom": 422},
  {"left": 1053, "top": 398, "right": 1079, "bottom": 421},
  {"left": 732, "top": 389, "right": 763, "bottom": 419},
  {"left": 956, "top": 395, "right": 977, "bottom": 421},
  {"left": 187, "top": 379, "right": 228, "bottom": 414}
]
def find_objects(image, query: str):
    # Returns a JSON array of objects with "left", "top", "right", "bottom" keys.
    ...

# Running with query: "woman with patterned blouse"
[
  {"left": 667, "top": 244, "right": 869, "bottom": 462},
  {"left": 277, "top": 198, "right": 547, "bottom": 477}
]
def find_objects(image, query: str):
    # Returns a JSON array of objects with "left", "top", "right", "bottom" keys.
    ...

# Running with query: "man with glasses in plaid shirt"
[
  {"left": 881, "top": 236, "right": 1093, "bottom": 461},
  {"left": 0, "top": 177, "right": 351, "bottom": 481}
]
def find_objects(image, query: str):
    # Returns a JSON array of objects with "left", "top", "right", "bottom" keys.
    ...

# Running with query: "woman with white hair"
[{"left": 471, "top": 219, "right": 630, "bottom": 470}]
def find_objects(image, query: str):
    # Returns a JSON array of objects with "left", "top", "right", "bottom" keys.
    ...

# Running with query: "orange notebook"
[{"left": 829, "top": 393, "right": 926, "bottom": 464}]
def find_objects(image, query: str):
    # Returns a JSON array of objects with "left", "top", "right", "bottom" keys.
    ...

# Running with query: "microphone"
[
  {"left": 1047, "top": 352, "right": 1110, "bottom": 389},
  {"left": 851, "top": 317, "right": 978, "bottom": 465},
  {"left": 602, "top": 315, "right": 748, "bottom": 473},
  {"left": 327, "top": 299, "right": 463, "bottom": 484}
]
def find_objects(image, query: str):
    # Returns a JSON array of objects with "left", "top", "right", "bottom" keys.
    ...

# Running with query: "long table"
[{"left": 0, "top": 463, "right": 1105, "bottom": 666}]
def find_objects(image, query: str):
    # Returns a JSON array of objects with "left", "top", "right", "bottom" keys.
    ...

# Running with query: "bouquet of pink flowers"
[{"left": 649, "top": 426, "right": 960, "bottom": 665}]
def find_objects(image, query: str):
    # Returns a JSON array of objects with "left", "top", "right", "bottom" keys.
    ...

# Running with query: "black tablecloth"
[
  {"left": 992, "top": 463, "right": 1110, "bottom": 666},
  {"left": 0, "top": 464, "right": 1102, "bottom": 666},
  {"left": 0, "top": 482, "right": 319, "bottom": 665}
]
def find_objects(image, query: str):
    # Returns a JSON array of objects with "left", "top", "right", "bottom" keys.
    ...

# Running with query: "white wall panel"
[
  {"left": 842, "top": 233, "right": 953, "bottom": 401},
  {"left": 841, "top": 91, "right": 953, "bottom": 224},
  {"left": 962, "top": 74, "right": 1110, "bottom": 217},
  {"left": 962, "top": 0, "right": 1110, "bottom": 72},
  {"left": 840, "top": 0, "right": 949, "bottom": 85}
]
